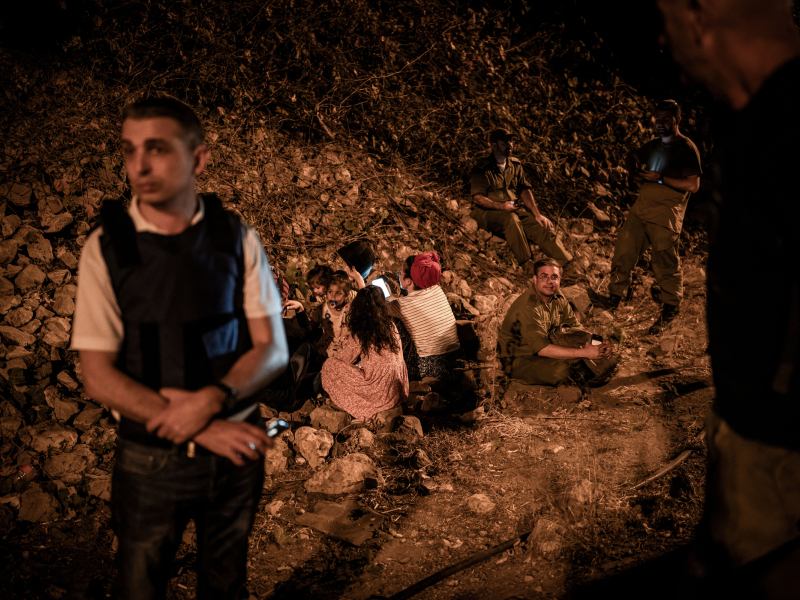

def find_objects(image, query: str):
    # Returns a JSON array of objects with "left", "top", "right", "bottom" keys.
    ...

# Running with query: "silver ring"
[{"left": 247, "top": 442, "right": 257, "bottom": 451}]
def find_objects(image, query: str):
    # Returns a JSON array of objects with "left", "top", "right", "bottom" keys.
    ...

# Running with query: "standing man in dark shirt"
[
  {"left": 597, "top": 100, "right": 702, "bottom": 334},
  {"left": 470, "top": 129, "right": 579, "bottom": 277},
  {"left": 658, "top": 0, "right": 800, "bottom": 591}
]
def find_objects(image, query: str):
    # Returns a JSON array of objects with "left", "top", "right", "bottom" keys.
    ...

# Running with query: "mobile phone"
[
  {"left": 372, "top": 277, "right": 391, "bottom": 298},
  {"left": 590, "top": 334, "right": 603, "bottom": 346},
  {"left": 266, "top": 419, "right": 290, "bottom": 438}
]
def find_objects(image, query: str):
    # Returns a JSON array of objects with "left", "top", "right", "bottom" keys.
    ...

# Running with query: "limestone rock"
[
  {"left": 304, "top": 453, "right": 384, "bottom": 495},
  {"left": 19, "top": 483, "right": 60, "bottom": 523},
  {"left": 20, "top": 319, "right": 41, "bottom": 335},
  {"left": 56, "top": 371, "right": 79, "bottom": 391},
  {"left": 5, "top": 306, "right": 33, "bottom": 327},
  {"left": 87, "top": 474, "right": 112, "bottom": 501},
  {"left": 1, "top": 214, "right": 21, "bottom": 238},
  {"left": 0, "top": 295, "right": 21, "bottom": 313},
  {"left": 570, "top": 218, "right": 594, "bottom": 235},
  {"left": 594, "top": 310, "right": 615, "bottom": 325},
  {"left": 294, "top": 426, "right": 334, "bottom": 469},
  {"left": 43, "top": 326, "right": 70, "bottom": 349},
  {"left": 44, "top": 444, "right": 98, "bottom": 484},
  {"left": 0, "top": 240, "right": 18, "bottom": 264},
  {"left": 14, "top": 264, "right": 45, "bottom": 293},
  {"left": 472, "top": 294, "right": 498, "bottom": 315},
  {"left": 44, "top": 212, "right": 75, "bottom": 234},
  {"left": 457, "top": 279, "right": 472, "bottom": 299},
  {"left": 51, "top": 398, "right": 80, "bottom": 422},
  {"left": 349, "top": 428, "right": 374, "bottom": 450},
  {"left": 26, "top": 236, "right": 53, "bottom": 262},
  {"left": 390, "top": 415, "right": 424, "bottom": 442},
  {"left": 530, "top": 518, "right": 564, "bottom": 557},
  {"left": 561, "top": 285, "right": 592, "bottom": 317},
  {"left": 309, "top": 405, "right": 351, "bottom": 434},
  {"left": 20, "top": 423, "right": 79, "bottom": 453},
  {"left": 557, "top": 385, "right": 582, "bottom": 403},
  {"left": 0, "top": 277, "right": 14, "bottom": 297},
  {"left": 57, "top": 249, "right": 79, "bottom": 270},
  {"left": 466, "top": 493, "right": 495, "bottom": 514},
  {"left": 0, "top": 401, "right": 24, "bottom": 438},
  {"left": 0, "top": 325, "right": 36, "bottom": 347},
  {"left": 264, "top": 435, "right": 291, "bottom": 475},
  {"left": 35, "top": 306, "right": 54, "bottom": 320},
  {"left": 463, "top": 218, "right": 479, "bottom": 233},
  {"left": 73, "top": 408, "right": 104, "bottom": 431},
  {"left": 47, "top": 270, "right": 71, "bottom": 285},
  {"left": 374, "top": 405, "right": 403, "bottom": 433},
  {"left": 446, "top": 293, "right": 480, "bottom": 318}
]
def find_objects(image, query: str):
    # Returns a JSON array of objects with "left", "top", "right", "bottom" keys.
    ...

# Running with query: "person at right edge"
[
  {"left": 654, "top": 0, "right": 799, "bottom": 598},
  {"left": 596, "top": 100, "right": 702, "bottom": 335}
]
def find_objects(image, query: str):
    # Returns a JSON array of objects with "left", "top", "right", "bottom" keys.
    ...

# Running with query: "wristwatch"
[
  {"left": 658, "top": 178, "right": 664, "bottom": 185},
  {"left": 211, "top": 381, "right": 239, "bottom": 412}
]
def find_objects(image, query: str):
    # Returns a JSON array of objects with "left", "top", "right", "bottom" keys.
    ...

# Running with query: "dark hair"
[
  {"left": 328, "top": 270, "right": 353, "bottom": 295},
  {"left": 656, "top": 99, "right": 681, "bottom": 118},
  {"left": 122, "top": 96, "right": 205, "bottom": 150},
  {"left": 307, "top": 264, "right": 334, "bottom": 288},
  {"left": 348, "top": 286, "right": 400, "bottom": 356},
  {"left": 533, "top": 258, "right": 562, "bottom": 277},
  {"left": 401, "top": 256, "right": 414, "bottom": 280}
]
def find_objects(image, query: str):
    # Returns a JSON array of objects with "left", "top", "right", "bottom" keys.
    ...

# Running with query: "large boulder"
[
  {"left": 294, "top": 426, "right": 334, "bottom": 469},
  {"left": 305, "top": 453, "right": 384, "bottom": 495}
]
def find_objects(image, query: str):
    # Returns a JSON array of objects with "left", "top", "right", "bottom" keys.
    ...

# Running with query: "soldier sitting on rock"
[{"left": 497, "top": 258, "right": 617, "bottom": 386}]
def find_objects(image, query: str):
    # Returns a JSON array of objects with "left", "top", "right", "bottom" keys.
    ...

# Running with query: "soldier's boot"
[{"left": 648, "top": 303, "right": 679, "bottom": 335}]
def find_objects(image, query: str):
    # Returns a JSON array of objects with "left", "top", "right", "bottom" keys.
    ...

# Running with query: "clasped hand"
[{"left": 583, "top": 340, "right": 612, "bottom": 360}]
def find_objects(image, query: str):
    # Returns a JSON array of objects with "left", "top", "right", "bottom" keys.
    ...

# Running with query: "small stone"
[
  {"left": 0, "top": 240, "right": 18, "bottom": 264},
  {"left": 44, "top": 444, "right": 98, "bottom": 484},
  {"left": 264, "top": 435, "right": 291, "bottom": 475},
  {"left": 457, "top": 279, "right": 472, "bottom": 299},
  {"left": 349, "top": 428, "right": 374, "bottom": 449},
  {"left": 45, "top": 212, "right": 74, "bottom": 234},
  {"left": 472, "top": 295, "right": 498, "bottom": 314},
  {"left": 1, "top": 215, "right": 21, "bottom": 238},
  {"left": 530, "top": 518, "right": 564, "bottom": 557},
  {"left": 20, "top": 423, "right": 79, "bottom": 453},
  {"left": 0, "top": 277, "right": 14, "bottom": 297},
  {"left": 374, "top": 405, "right": 403, "bottom": 433},
  {"left": 466, "top": 494, "right": 495, "bottom": 514},
  {"left": 35, "top": 306, "right": 54, "bottom": 320},
  {"left": 43, "top": 327, "right": 70, "bottom": 348},
  {"left": 57, "top": 249, "right": 79, "bottom": 270},
  {"left": 19, "top": 483, "right": 60, "bottom": 522},
  {"left": 1, "top": 182, "right": 33, "bottom": 207},
  {"left": 524, "top": 575, "right": 534, "bottom": 583},
  {"left": 411, "top": 449, "right": 432, "bottom": 469},
  {"left": 0, "top": 401, "right": 24, "bottom": 438},
  {"left": 51, "top": 398, "right": 81, "bottom": 422},
  {"left": 439, "top": 483, "right": 454, "bottom": 492},
  {"left": 87, "top": 474, "right": 111, "bottom": 501},
  {"left": 56, "top": 371, "right": 80, "bottom": 391},
  {"left": 463, "top": 218, "right": 478, "bottom": 233},
  {"left": 304, "top": 453, "right": 384, "bottom": 495},
  {"left": 390, "top": 415, "right": 424, "bottom": 442},
  {"left": 73, "top": 408, "right": 104, "bottom": 431},
  {"left": 14, "top": 264, "right": 46, "bottom": 293},
  {"left": 594, "top": 310, "right": 614, "bottom": 325},
  {"left": 5, "top": 306, "right": 33, "bottom": 327},
  {"left": 20, "top": 319, "right": 41, "bottom": 334},
  {"left": 0, "top": 325, "right": 36, "bottom": 347},
  {"left": 26, "top": 236, "right": 53, "bottom": 262},
  {"left": 47, "top": 270, "right": 72, "bottom": 285},
  {"left": 309, "top": 405, "right": 351, "bottom": 434},
  {"left": 661, "top": 336, "right": 679, "bottom": 354},
  {"left": 265, "top": 500, "right": 284, "bottom": 517},
  {"left": 0, "top": 295, "right": 21, "bottom": 313},
  {"left": 293, "top": 426, "right": 334, "bottom": 469}
]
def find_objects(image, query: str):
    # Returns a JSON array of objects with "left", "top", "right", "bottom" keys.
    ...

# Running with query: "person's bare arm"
[
  {"left": 80, "top": 350, "right": 169, "bottom": 422},
  {"left": 147, "top": 313, "right": 289, "bottom": 443},
  {"left": 519, "top": 189, "right": 553, "bottom": 230},
  {"left": 537, "top": 340, "right": 611, "bottom": 360},
  {"left": 346, "top": 265, "right": 366, "bottom": 289},
  {"left": 472, "top": 194, "right": 517, "bottom": 211},
  {"left": 640, "top": 170, "right": 700, "bottom": 193}
]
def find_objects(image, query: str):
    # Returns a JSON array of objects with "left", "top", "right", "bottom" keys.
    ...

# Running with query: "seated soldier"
[{"left": 497, "top": 258, "right": 617, "bottom": 386}]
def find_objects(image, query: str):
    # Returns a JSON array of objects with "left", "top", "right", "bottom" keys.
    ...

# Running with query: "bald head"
[{"left": 658, "top": 0, "right": 800, "bottom": 109}]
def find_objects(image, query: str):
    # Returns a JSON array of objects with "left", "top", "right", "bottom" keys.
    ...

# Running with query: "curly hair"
[
  {"left": 307, "top": 264, "right": 334, "bottom": 289},
  {"left": 328, "top": 270, "right": 353, "bottom": 295},
  {"left": 348, "top": 286, "right": 400, "bottom": 356}
]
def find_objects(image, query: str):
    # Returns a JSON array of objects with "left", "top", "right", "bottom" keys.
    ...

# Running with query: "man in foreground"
[
  {"left": 470, "top": 129, "right": 579, "bottom": 277},
  {"left": 596, "top": 100, "right": 702, "bottom": 334},
  {"left": 497, "top": 258, "right": 615, "bottom": 386},
  {"left": 72, "top": 97, "right": 289, "bottom": 599},
  {"left": 658, "top": 0, "right": 800, "bottom": 595}
]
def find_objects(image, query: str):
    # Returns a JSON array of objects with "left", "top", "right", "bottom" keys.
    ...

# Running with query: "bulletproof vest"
[{"left": 99, "top": 194, "right": 253, "bottom": 445}]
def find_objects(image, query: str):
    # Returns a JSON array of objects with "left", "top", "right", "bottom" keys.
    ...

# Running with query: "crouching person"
[
  {"left": 497, "top": 258, "right": 617, "bottom": 386},
  {"left": 321, "top": 286, "right": 409, "bottom": 421}
]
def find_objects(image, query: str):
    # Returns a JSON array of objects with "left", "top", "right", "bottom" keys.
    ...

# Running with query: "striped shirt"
[{"left": 389, "top": 286, "right": 460, "bottom": 358}]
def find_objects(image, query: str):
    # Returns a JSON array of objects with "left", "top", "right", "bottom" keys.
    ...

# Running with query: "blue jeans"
[{"left": 111, "top": 438, "right": 264, "bottom": 600}]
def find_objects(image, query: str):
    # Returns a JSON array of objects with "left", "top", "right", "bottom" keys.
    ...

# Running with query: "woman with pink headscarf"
[{"left": 388, "top": 252, "right": 462, "bottom": 381}]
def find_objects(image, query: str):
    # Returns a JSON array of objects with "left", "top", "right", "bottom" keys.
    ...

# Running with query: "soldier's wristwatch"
[{"left": 211, "top": 381, "right": 239, "bottom": 412}]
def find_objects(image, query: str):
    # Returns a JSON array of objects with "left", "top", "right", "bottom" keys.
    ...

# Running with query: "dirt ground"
[{"left": 0, "top": 253, "right": 712, "bottom": 600}]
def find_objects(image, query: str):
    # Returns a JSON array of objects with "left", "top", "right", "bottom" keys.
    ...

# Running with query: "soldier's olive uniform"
[
  {"left": 609, "top": 136, "right": 702, "bottom": 306},
  {"left": 470, "top": 154, "right": 572, "bottom": 266},
  {"left": 497, "top": 286, "right": 580, "bottom": 385}
]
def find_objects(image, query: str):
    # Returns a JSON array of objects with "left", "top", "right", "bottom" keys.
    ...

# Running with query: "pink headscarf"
[{"left": 410, "top": 252, "right": 442, "bottom": 290}]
